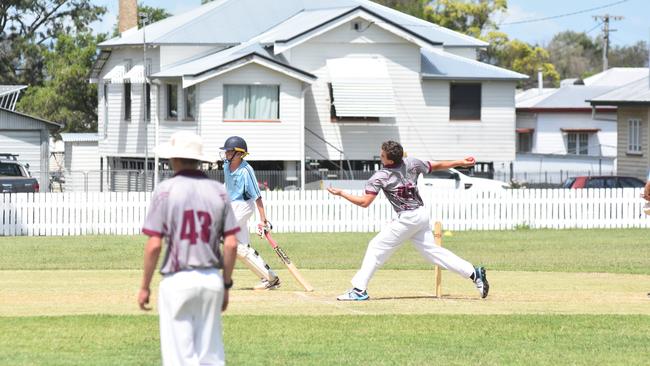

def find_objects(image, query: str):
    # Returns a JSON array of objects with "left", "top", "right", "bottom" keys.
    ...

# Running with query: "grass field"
[{"left": 1, "top": 230, "right": 649, "bottom": 365}]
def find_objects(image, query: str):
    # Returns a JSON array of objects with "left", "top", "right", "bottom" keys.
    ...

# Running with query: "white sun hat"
[{"left": 155, "top": 131, "right": 214, "bottom": 162}]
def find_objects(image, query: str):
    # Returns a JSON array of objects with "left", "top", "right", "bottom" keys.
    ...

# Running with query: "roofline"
[
  {"left": 99, "top": 42, "right": 238, "bottom": 49},
  {"left": 422, "top": 75, "right": 528, "bottom": 81},
  {"left": 589, "top": 100, "right": 650, "bottom": 106},
  {"left": 192, "top": 52, "right": 316, "bottom": 79},
  {"left": 0, "top": 107, "right": 62, "bottom": 128},
  {"left": 274, "top": 6, "right": 442, "bottom": 48},
  {"left": 517, "top": 107, "right": 617, "bottom": 113}
]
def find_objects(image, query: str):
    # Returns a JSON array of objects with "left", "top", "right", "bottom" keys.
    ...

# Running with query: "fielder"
[
  {"left": 327, "top": 140, "right": 489, "bottom": 301},
  {"left": 220, "top": 136, "right": 281, "bottom": 290},
  {"left": 138, "top": 131, "right": 239, "bottom": 366}
]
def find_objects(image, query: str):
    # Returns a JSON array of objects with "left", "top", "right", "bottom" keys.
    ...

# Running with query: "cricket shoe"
[
  {"left": 473, "top": 267, "right": 489, "bottom": 299},
  {"left": 337, "top": 288, "right": 369, "bottom": 301},
  {"left": 254, "top": 277, "right": 281, "bottom": 291}
]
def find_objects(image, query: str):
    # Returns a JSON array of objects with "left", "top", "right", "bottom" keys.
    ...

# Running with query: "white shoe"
[{"left": 253, "top": 277, "right": 281, "bottom": 291}]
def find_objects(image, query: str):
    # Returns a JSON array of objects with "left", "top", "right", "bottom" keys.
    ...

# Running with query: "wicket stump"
[{"left": 434, "top": 221, "right": 443, "bottom": 298}]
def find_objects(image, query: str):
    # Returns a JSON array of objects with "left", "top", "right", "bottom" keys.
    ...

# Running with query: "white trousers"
[
  {"left": 158, "top": 268, "right": 225, "bottom": 366},
  {"left": 351, "top": 206, "right": 475, "bottom": 291},
  {"left": 231, "top": 200, "right": 256, "bottom": 244},
  {"left": 231, "top": 200, "right": 277, "bottom": 281}
]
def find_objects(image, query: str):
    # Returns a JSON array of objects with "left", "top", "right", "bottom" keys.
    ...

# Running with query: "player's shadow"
[{"left": 372, "top": 294, "right": 480, "bottom": 301}]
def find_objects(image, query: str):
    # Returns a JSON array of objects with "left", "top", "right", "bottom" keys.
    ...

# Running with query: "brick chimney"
[{"left": 118, "top": 0, "right": 138, "bottom": 34}]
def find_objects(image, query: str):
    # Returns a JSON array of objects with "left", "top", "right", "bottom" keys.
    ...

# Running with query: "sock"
[
  {"left": 469, "top": 272, "right": 476, "bottom": 281},
  {"left": 353, "top": 287, "right": 365, "bottom": 294}
]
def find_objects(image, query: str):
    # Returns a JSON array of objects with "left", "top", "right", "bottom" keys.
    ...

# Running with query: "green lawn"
[
  {"left": 2, "top": 229, "right": 649, "bottom": 274},
  {"left": 1, "top": 315, "right": 648, "bottom": 366},
  {"left": 1, "top": 230, "right": 649, "bottom": 365}
]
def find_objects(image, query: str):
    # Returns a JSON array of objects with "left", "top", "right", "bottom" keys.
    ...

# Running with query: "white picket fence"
[{"left": 1, "top": 188, "right": 649, "bottom": 236}]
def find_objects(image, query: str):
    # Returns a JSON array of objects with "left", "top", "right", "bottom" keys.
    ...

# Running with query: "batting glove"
[{"left": 256, "top": 221, "right": 273, "bottom": 237}]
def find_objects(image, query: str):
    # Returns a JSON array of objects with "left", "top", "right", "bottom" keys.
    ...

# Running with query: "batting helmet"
[{"left": 220, "top": 136, "right": 248, "bottom": 154}]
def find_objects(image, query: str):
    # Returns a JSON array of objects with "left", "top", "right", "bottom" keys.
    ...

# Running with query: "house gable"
[{"left": 271, "top": 7, "right": 442, "bottom": 55}]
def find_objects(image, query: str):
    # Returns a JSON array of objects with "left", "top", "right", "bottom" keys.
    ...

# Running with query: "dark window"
[
  {"left": 618, "top": 177, "right": 645, "bottom": 188},
  {"left": 424, "top": 170, "right": 456, "bottom": 179},
  {"left": 145, "top": 83, "right": 151, "bottom": 121},
  {"left": 167, "top": 84, "right": 178, "bottom": 119},
  {"left": 0, "top": 162, "right": 21, "bottom": 176},
  {"left": 124, "top": 82, "right": 131, "bottom": 121},
  {"left": 585, "top": 178, "right": 606, "bottom": 188},
  {"left": 517, "top": 132, "right": 533, "bottom": 153},
  {"left": 450, "top": 83, "right": 481, "bottom": 120}
]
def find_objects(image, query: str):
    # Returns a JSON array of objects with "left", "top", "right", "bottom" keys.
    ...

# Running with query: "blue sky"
[{"left": 92, "top": 0, "right": 649, "bottom": 46}]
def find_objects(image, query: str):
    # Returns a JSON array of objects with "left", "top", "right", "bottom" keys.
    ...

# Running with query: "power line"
[
  {"left": 585, "top": 22, "right": 603, "bottom": 34},
  {"left": 500, "top": 0, "right": 630, "bottom": 26}
]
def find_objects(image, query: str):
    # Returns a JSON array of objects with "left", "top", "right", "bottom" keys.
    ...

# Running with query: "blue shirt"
[{"left": 223, "top": 160, "right": 261, "bottom": 202}]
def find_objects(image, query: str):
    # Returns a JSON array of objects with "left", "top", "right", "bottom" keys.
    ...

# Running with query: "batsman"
[{"left": 220, "top": 136, "right": 281, "bottom": 290}]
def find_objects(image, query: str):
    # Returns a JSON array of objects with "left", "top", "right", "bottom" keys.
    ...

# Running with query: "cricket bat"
[{"left": 260, "top": 229, "right": 314, "bottom": 292}]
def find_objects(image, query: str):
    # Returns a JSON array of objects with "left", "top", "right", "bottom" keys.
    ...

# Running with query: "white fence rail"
[{"left": 1, "top": 189, "right": 648, "bottom": 236}]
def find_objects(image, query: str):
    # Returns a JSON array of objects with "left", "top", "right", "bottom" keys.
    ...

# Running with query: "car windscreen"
[
  {"left": 562, "top": 178, "right": 575, "bottom": 188},
  {"left": 0, "top": 162, "right": 22, "bottom": 177},
  {"left": 424, "top": 170, "right": 456, "bottom": 179}
]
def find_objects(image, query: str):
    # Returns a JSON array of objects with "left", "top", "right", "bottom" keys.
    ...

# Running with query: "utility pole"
[{"left": 593, "top": 14, "right": 623, "bottom": 71}]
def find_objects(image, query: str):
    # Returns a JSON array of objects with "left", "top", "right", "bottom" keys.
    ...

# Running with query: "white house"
[
  {"left": 511, "top": 68, "right": 648, "bottom": 184},
  {"left": 91, "top": 0, "right": 526, "bottom": 189}
]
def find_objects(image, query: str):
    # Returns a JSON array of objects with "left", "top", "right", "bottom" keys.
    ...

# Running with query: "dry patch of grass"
[{"left": 2, "top": 269, "right": 648, "bottom": 317}]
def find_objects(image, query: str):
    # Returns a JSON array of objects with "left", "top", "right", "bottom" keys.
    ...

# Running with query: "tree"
[
  {"left": 17, "top": 32, "right": 105, "bottom": 134},
  {"left": 0, "top": 0, "right": 105, "bottom": 85},
  {"left": 547, "top": 31, "right": 600, "bottom": 79},
  {"left": 609, "top": 41, "right": 649, "bottom": 68},
  {"left": 483, "top": 31, "right": 560, "bottom": 88},
  {"left": 423, "top": 0, "right": 507, "bottom": 38}
]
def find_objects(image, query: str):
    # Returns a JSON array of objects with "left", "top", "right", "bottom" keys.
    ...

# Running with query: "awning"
[
  {"left": 560, "top": 128, "right": 601, "bottom": 133},
  {"left": 516, "top": 128, "right": 534, "bottom": 133},
  {"left": 123, "top": 64, "right": 146, "bottom": 83},
  {"left": 327, "top": 58, "right": 396, "bottom": 118},
  {"left": 102, "top": 64, "right": 126, "bottom": 84}
]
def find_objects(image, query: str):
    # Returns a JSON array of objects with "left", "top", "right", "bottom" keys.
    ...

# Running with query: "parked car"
[
  {"left": 561, "top": 176, "right": 646, "bottom": 189},
  {"left": 419, "top": 168, "right": 509, "bottom": 190},
  {"left": 0, "top": 159, "right": 39, "bottom": 193}
]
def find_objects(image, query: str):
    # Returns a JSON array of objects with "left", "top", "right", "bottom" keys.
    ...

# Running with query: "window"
[
  {"left": 223, "top": 85, "right": 279, "bottom": 120},
  {"left": 517, "top": 132, "right": 533, "bottom": 153},
  {"left": 450, "top": 83, "right": 481, "bottom": 120},
  {"left": 184, "top": 85, "right": 196, "bottom": 120},
  {"left": 628, "top": 119, "right": 641, "bottom": 153},
  {"left": 0, "top": 162, "right": 21, "bottom": 177},
  {"left": 328, "top": 83, "right": 379, "bottom": 122},
  {"left": 124, "top": 82, "right": 131, "bottom": 121},
  {"left": 167, "top": 84, "right": 178, "bottom": 119},
  {"left": 145, "top": 83, "right": 151, "bottom": 121},
  {"left": 567, "top": 133, "right": 589, "bottom": 155},
  {"left": 618, "top": 177, "right": 645, "bottom": 188}
]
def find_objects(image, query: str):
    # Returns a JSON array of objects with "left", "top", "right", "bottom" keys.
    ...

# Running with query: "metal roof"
[
  {"left": 516, "top": 68, "right": 650, "bottom": 108},
  {"left": 517, "top": 85, "right": 616, "bottom": 109},
  {"left": 589, "top": 77, "right": 650, "bottom": 105},
  {"left": 583, "top": 67, "right": 648, "bottom": 87},
  {"left": 0, "top": 107, "right": 62, "bottom": 128},
  {"left": 60, "top": 133, "right": 101, "bottom": 142},
  {"left": 421, "top": 49, "right": 528, "bottom": 81},
  {"left": 99, "top": 0, "right": 487, "bottom": 48},
  {"left": 151, "top": 42, "right": 316, "bottom": 82}
]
